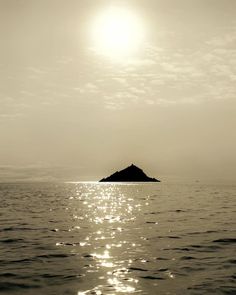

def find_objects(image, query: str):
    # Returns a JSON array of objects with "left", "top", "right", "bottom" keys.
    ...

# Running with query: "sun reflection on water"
[
  {"left": 71, "top": 184, "right": 140, "bottom": 294},
  {"left": 52, "top": 183, "right": 166, "bottom": 294}
]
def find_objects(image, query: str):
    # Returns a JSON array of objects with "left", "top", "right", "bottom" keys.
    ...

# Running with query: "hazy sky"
[{"left": 0, "top": 0, "right": 236, "bottom": 182}]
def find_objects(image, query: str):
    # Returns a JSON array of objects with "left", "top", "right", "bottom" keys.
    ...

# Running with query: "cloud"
[
  {"left": 1, "top": 20, "right": 235, "bottom": 115},
  {"left": 101, "top": 28, "right": 236, "bottom": 108},
  {"left": 0, "top": 165, "right": 83, "bottom": 182},
  {"left": 0, "top": 113, "right": 23, "bottom": 120},
  {"left": 207, "top": 32, "right": 236, "bottom": 48},
  {"left": 112, "top": 77, "right": 127, "bottom": 85}
]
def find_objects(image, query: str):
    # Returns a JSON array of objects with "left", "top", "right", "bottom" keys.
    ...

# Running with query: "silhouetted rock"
[{"left": 99, "top": 164, "right": 160, "bottom": 182}]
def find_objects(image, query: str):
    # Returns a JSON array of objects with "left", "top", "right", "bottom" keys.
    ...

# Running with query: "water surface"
[{"left": 0, "top": 182, "right": 235, "bottom": 294}]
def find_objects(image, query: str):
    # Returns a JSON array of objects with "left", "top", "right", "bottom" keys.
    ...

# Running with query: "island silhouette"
[{"left": 99, "top": 164, "right": 160, "bottom": 182}]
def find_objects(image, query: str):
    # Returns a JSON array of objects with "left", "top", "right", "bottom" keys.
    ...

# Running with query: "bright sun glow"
[{"left": 91, "top": 7, "right": 145, "bottom": 59}]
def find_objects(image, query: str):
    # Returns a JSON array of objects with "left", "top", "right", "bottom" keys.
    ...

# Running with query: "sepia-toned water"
[{"left": 0, "top": 182, "right": 235, "bottom": 295}]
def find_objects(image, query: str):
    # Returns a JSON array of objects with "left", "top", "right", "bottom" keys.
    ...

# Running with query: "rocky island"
[{"left": 99, "top": 164, "right": 160, "bottom": 182}]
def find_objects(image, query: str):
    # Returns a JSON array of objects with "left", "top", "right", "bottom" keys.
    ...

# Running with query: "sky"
[{"left": 0, "top": 0, "right": 236, "bottom": 182}]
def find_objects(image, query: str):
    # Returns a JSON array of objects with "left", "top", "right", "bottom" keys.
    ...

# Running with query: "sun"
[{"left": 91, "top": 6, "right": 145, "bottom": 59}]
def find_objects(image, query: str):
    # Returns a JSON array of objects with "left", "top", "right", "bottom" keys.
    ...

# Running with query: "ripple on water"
[
  {"left": 0, "top": 182, "right": 236, "bottom": 294},
  {"left": 212, "top": 238, "right": 236, "bottom": 244}
]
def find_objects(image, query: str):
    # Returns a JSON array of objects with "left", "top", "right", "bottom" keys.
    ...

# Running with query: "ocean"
[{"left": 0, "top": 182, "right": 235, "bottom": 295}]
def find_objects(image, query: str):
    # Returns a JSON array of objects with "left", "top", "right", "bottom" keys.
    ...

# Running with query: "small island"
[{"left": 99, "top": 164, "right": 160, "bottom": 182}]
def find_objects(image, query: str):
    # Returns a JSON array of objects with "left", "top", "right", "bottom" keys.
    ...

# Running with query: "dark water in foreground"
[{"left": 0, "top": 182, "right": 235, "bottom": 295}]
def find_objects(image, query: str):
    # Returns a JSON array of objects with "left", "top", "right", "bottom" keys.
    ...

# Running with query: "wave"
[
  {"left": 0, "top": 238, "right": 24, "bottom": 244},
  {"left": 0, "top": 282, "right": 41, "bottom": 291},
  {"left": 128, "top": 267, "right": 148, "bottom": 272},
  {"left": 212, "top": 238, "right": 236, "bottom": 244},
  {"left": 140, "top": 275, "right": 165, "bottom": 280}
]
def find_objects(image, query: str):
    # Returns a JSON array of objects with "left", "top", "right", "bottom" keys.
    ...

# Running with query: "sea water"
[{"left": 0, "top": 182, "right": 235, "bottom": 294}]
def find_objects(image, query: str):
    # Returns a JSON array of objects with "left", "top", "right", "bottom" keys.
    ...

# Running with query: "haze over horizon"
[{"left": 0, "top": 0, "right": 236, "bottom": 183}]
